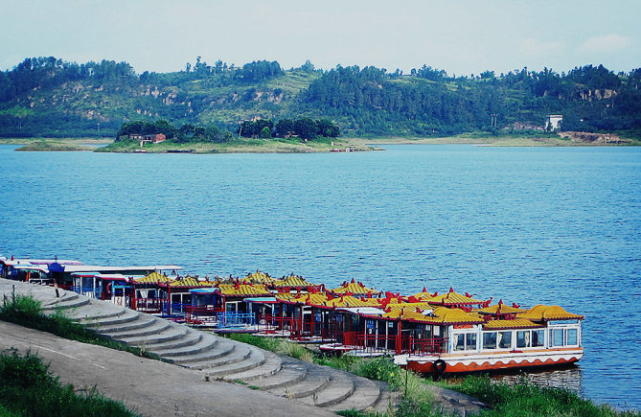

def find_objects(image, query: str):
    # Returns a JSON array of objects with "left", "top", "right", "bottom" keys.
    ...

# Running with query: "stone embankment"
[{"left": 0, "top": 279, "right": 484, "bottom": 416}]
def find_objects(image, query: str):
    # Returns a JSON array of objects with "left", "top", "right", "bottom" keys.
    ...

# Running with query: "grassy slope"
[
  {"left": 14, "top": 141, "right": 96, "bottom": 151},
  {"left": 98, "top": 136, "right": 373, "bottom": 153}
]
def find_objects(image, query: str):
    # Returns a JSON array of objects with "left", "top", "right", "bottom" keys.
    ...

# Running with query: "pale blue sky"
[{"left": 1, "top": 0, "right": 639, "bottom": 76}]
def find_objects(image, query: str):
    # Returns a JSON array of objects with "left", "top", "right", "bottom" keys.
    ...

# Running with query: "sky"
[{"left": 1, "top": 0, "right": 640, "bottom": 77}]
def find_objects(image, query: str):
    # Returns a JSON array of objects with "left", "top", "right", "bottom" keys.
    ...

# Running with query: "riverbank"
[
  {"left": 357, "top": 132, "right": 641, "bottom": 147},
  {"left": 2, "top": 132, "right": 639, "bottom": 153}
]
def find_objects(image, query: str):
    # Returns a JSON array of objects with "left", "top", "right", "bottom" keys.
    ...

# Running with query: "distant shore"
[{"left": 1, "top": 133, "right": 639, "bottom": 152}]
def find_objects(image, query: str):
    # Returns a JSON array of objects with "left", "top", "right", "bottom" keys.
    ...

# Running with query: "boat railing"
[
  {"left": 132, "top": 297, "right": 166, "bottom": 313},
  {"left": 161, "top": 302, "right": 190, "bottom": 319},
  {"left": 184, "top": 305, "right": 223, "bottom": 325},
  {"left": 256, "top": 314, "right": 303, "bottom": 339},
  {"left": 340, "top": 331, "right": 396, "bottom": 349},
  {"left": 409, "top": 337, "right": 448, "bottom": 356},
  {"left": 334, "top": 332, "right": 448, "bottom": 355},
  {"left": 216, "top": 311, "right": 255, "bottom": 327}
]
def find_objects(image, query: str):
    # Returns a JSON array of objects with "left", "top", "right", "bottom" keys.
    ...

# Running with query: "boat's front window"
[
  {"left": 567, "top": 328, "right": 578, "bottom": 346},
  {"left": 453, "top": 332, "right": 478, "bottom": 351},
  {"left": 516, "top": 331, "right": 531, "bottom": 348},
  {"left": 498, "top": 331, "right": 512, "bottom": 349},
  {"left": 483, "top": 332, "right": 497, "bottom": 349},
  {"left": 454, "top": 333, "right": 465, "bottom": 351},
  {"left": 465, "top": 333, "right": 477, "bottom": 350},
  {"left": 533, "top": 330, "right": 545, "bottom": 347},
  {"left": 551, "top": 328, "right": 565, "bottom": 347}
]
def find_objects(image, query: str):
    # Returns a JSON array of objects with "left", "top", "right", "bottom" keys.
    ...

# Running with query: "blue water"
[{"left": 1, "top": 144, "right": 640, "bottom": 410}]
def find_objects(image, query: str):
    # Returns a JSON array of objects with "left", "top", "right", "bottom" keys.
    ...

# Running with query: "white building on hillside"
[{"left": 545, "top": 115, "right": 563, "bottom": 131}]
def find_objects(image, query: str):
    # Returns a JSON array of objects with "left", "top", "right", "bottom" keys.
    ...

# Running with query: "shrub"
[{"left": 0, "top": 349, "right": 136, "bottom": 417}]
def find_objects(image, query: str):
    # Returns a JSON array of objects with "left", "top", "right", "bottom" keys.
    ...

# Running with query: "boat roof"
[
  {"left": 98, "top": 274, "right": 130, "bottom": 281},
  {"left": 61, "top": 265, "right": 183, "bottom": 273},
  {"left": 190, "top": 287, "right": 218, "bottom": 294},
  {"left": 244, "top": 297, "right": 279, "bottom": 304},
  {"left": 331, "top": 279, "right": 379, "bottom": 295},
  {"left": 12, "top": 265, "right": 49, "bottom": 273},
  {"left": 519, "top": 305, "right": 584, "bottom": 321},
  {"left": 337, "top": 307, "right": 385, "bottom": 316},
  {"left": 1, "top": 259, "right": 81, "bottom": 267},
  {"left": 483, "top": 319, "right": 544, "bottom": 330},
  {"left": 272, "top": 274, "right": 318, "bottom": 288}
]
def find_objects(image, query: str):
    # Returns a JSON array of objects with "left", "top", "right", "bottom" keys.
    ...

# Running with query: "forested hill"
[{"left": 1, "top": 56, "right": 640, "bottom": 138}]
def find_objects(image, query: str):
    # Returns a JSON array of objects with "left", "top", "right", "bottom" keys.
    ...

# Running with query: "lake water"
[{"left": 1, "top": 144, "right": 640, "bottom": 410}]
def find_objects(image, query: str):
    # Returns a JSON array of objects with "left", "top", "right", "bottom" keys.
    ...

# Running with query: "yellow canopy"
[
  {"left": 519, "top": 305, "right": 584, "bottom": 321},
  {"left": 168, "top": 276, "right": 213, "bottom": 288},
  {"left": 272, "top": 274, "right": 318, "bottom": 288},
  {"left": 325, "top": 295, "right": 379, "bottom": 308},
  {"left": 426, "top": 289, "right": 486, "bottom": 306},
  {"left": 429, "top": 307, "right": 485, "bottom": 324},
  {"left": 476, "top": 303, "right": 527, "bottom": 315},
  {"left": 382, "top": 306, "right": 483, "bottom": 325},
  {"left": 217, "top": 283, "right": 271, "bottom": 297},
  {"left": 331, "top": 279, "right": 378, "bottom": 295},
  {"left": 245, "top": 270, "right": 276, "bottom": 284},
  {"left": 483, "top": 319, "right": 544, "bottom": 330},
  {"left": 282, "top": 293, "right": 329, "bottom": 306},
  {"left": 135, "top": 272, "right": 174, "bottom": 284}
]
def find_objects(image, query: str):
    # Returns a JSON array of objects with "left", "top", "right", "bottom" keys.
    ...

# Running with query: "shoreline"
[{"left": 1, "top": 133, "right": 639, "bottom": 152}]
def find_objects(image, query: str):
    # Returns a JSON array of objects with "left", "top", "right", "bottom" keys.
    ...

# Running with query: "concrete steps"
[
  {"left": 241, "top": 362, "right": 306, "bottom": 390},
  {"left": 69, "top": 304, "right": 130, "bottom": 322},
  {"left": 30, "top": 285, "right": 399, "bottom": 413},
  {"left": 324, "top": 376, "right": 384, "bottom": 412},
  {"left": 144, "top": 331, "right": 203, "bottom": 352},
  {"left": 42, "top": 293, "right": 90, "bottom": 312},
  {"left": 299, "top": 369, "right": 355, "bottom": 407},
  {"left": 104, "top": 318, "right": 172, "bottom": 339},
  {"left": 119, "top": 326, "right": 189, "bottom": 347},
  {"left": 268, "top": 362, "right": 332, "bottom": 399},
  {"left": 221, "top": 351, "right": 283, "bottom": 383},
  {"left": 201, "top": 350, "right": 266, "bottom": 376},
  {"left": 91, "top": 314, "right": 157, "bottom": 334}
]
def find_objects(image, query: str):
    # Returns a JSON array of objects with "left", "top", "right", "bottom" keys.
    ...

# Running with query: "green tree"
[
  {"left": 260, "top": 126, "right": 272, "bottom": 139},
  {"left": 294, "top": 118, "right": 319, "bottom": 140}
]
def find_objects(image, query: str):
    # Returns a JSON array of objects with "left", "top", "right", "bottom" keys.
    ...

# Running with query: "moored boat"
[{"left": 2, "top": 254, "right": 585, "bottom": 375}]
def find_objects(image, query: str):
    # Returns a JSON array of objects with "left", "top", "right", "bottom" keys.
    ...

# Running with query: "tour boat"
[{"left": 392, "top": 304, "right": 584, "bottom": 375}]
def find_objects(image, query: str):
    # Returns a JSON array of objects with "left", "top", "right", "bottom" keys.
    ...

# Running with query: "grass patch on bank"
[
  {"left": 14, "top": 141, "right": 95, "bottom": 152},
  {"left": 0, "top": 349, "right": 137, "bottom": 417},
  {"left": 0, "top": 291, "right": 158, "bottom": 360},
  {"left": 227, "top": 334, "right": 640, "bottom": 417},
  {"left": 453, "top": 375, "right": 640, "bottom": 417}
]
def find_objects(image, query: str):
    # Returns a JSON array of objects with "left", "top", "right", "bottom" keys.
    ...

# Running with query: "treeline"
[
  {"left": 1, "top": 55, "right": 640, "bottom": 138},
  {"left": 116, "top": 116, "right": 340, "bottom": 144},
  {"left": 238, "top": 118, "right": 340, "bottom": 139},
  {"left": 116, "top": 120, "right": 233, "bottom": 143},
  {"left": 301, "top": 64, "right": 641, "bottom": 136}
]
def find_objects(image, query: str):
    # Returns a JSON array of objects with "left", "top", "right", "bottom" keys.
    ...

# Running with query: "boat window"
[
  {"left": 466, "top": 333, "right": 477, "bottom": 350},
  {"left": 516, "top": 331, "right": 531, "bottom": 348},
  {"left": 551, "top": 329, "right": 564, "bottom": 347},
  {"left": 498, "top": 331, "right": 512, "bottom": 349},
  {"left": 532, "top": 330, "right": 545, "bottom": 347},
  {"left": 454, "top": 333, "right": 465, "bottom": 351},
  {"left": 483, "top": 332, "right": 497, "bottom": 349},
  {"left": 566, "top": 328, "right": 578, "bottom": 346}
]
